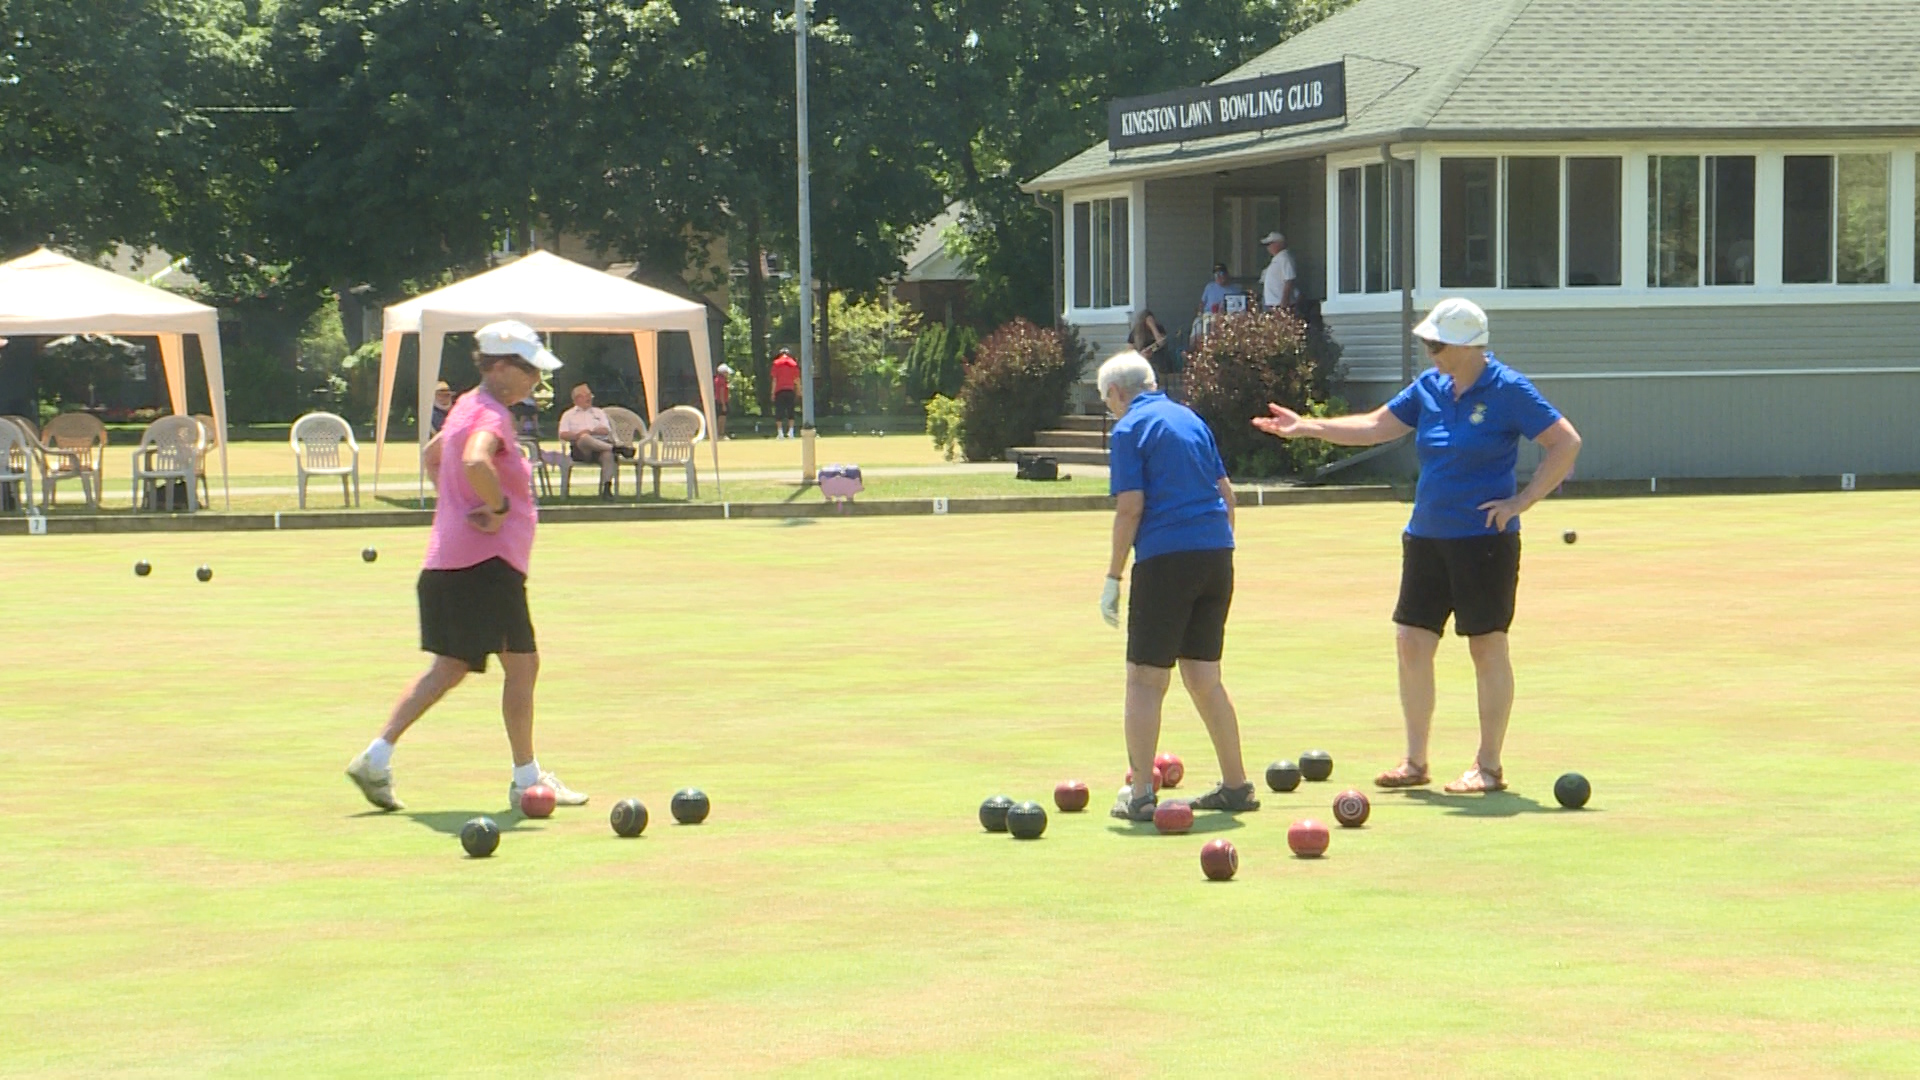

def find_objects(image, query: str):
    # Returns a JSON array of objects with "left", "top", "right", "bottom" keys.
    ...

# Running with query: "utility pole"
[{"left": 795, "top": 0, "right": 817, "bottom": 483}]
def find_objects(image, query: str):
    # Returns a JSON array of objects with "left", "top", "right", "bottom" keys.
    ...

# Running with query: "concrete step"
[
  {"left": 1049, "top": 414, "right": 1109, "bottom": 433},
  {"left": 1031, "top": 430, "right": 1108, "bottom": 451},
  {"left": 1004, "top": 446, "right": 1111, "bottom": 467}
]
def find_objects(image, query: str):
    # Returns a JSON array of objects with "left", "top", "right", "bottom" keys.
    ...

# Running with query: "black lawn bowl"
[
  {"left": 362, "top": 547, "right": 379, "bottom": 563},
  {"left": 670, "top": 789, "right": 710, "bottom": 824},
  {"left": 610, "top": 798, "right": 649, "bottom": 837},
  {"left": 1554, "top": 772, "right": 1592, "bottom": 809},
  {"left": 1265, "top": 760, "right": 1302, "bottom": 792},
  {"left": 1563, "top": 530, "right": 1578, "bottom": 545},
  {"left": 979, "top": 795, "right": 1015, "bottom": 833},
  {"left": 460, "top": 816, "right": 501, "bottom": 858},
  {"left": 195, "top": 565, "right": 213, "bottom": 583},
  {"left": 134, "top": 561, "right": 152, "bottom": 577},
  {"left": 1005, "top": 801, "right": 1048, "bottom": 840},
  {"left": 1299, "top": 750, "right": 1334, "bottom": 782}
]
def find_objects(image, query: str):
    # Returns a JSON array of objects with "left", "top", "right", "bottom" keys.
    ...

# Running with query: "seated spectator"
[
  {"left": 1198, "top": 263, "right": 1240, "bottom": 314},
  {"left": 429, "top": 381, "right": 454, "bottom": 434},
  {"left": 557, "top": 383, "right": 623, "bottom": 498}
]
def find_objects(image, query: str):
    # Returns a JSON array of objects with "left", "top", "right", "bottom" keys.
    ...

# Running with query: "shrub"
[
  {"left": 1182, "top": 309, "right": 1347, "bottom": 478},
  {"left": 925, "top": 393, "right": 964, "bottom": 460},
  {"left": 956, "top": 319, "right": 1086, "bottom": 462},
  {"left": 904, "top": 322, "right": 976, "bottom": 401}
]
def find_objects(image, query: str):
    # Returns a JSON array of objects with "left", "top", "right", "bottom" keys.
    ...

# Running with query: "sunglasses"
[{"left": 1421, "top": 338, "right": 1447, "bottom": 354}]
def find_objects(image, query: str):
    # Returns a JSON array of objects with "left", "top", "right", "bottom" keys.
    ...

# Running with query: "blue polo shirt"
[
  {"left": 1386, "top": 355, "right": 1562, "bottom": 539},
  {"left": 1109, "top": 391, "right": 1234, "bottom": 561}
]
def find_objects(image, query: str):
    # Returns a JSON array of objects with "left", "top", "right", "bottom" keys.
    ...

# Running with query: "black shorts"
[
  {"left": 418, "top": 557, "right": 537, "bottom": 673},
  {"left": 1127, "top": 548, "right": 1234, "bottom": 668},
  {"left": 774, "top": 389, "right": 797, "bottom": 421},
  {"left": 1392, "top": 532, "right": 1521, "bottom": 637}
]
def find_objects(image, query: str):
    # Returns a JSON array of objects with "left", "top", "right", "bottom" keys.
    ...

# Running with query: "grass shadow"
[
  {"left": 1108, "top": 813, "right": 1247, "bottom": 838},
  {"left": 400, "top": 809, "right": 543, "bottom": 836},
  {"left": 1399, "top": 789, "right": 1550, "bottom": 818}
]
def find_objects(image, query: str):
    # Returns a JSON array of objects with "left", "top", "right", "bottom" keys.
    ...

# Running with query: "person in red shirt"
[
  {"left": 713, "top": 363, "right": 732, "bottom": 440},
  {"left": 769, "top": 348, "right": 801, "bottom": 439}
]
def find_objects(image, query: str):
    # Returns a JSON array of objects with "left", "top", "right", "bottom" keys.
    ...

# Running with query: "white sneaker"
[
  {"left": 510, "top": 770, "right": 589, "bottom": 809},
  {"left": 346, "top": 752, "right": 404, "bottom": 811}
]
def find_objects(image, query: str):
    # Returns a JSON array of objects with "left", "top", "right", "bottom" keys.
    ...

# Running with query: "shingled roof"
[{"left": 1027, "top": 0, "right": 1920, "bottom": 190}]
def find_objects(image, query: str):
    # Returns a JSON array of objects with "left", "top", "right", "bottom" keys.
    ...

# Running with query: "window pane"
[
  {"left": 1441, "top": 158, "right": 1497, "bottom": 287},
  {"left": 1783, "top": 155, "right": 1833, "bottom": 284},
  {"left": 1705, "top": 156, "right": 1755, "bottom": 286},
  {"left": 1338, "top": 169, "right": 1361, "bottom": 294},
  {"left": 1836, "top": 154, "right": 1889, "bottom": 284},
  {"left": 1504, "top": 157, "right": 1559, "bottom": 289},
  {"left": 1566, "top": 157, "right": 1621, "bottom": 286},
  {"left": 1111, "top": 197, "right": 1130, "bottom": 306},
  {"left": 1072, "top": 202, "right": 1091, "bottom": 308},
  {"left": 1648, "top": 156, "right": 1700, "bottom": 288},
  {"left": 1212, "top": 195, "right": 1234, "bottom": 275},
  {"left": 1363, "top": 164, "right": 1388, "bottom": 292}
]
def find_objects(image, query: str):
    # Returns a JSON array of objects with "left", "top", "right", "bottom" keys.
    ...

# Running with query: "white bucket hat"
[
  {"left": 475, "top": 320, "right": 562, "bottom": 371},
  {"left": 1412, "top": 297, "right": 1490, "bottom": 347}
]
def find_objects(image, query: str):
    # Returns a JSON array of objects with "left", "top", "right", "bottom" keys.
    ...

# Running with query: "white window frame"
[
  {"left": 1331, "top": 160, "right": 1404, "bottom": 296},
  {"left": 1779, "top": 150, "right": 1897, "bottom": 287},
  {"left": 1063, "top": 183, "right": 1144, "bottom": 324},
  {"left": 1322, "top": 139, "right": 1920, "bottom": 317}
]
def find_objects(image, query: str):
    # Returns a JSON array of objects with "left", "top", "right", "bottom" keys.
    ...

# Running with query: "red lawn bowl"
[
  {"left": 1054, "top": 780, "right": 1090, "bottom": 812},
  {"left": 1154, "top": 753, "right": 1185, "bottom": 788},
  {"left": 1200, "top": 838, "right": 1238, "bottom": 881},
  {"left": 1332, "top": 789, "right": 1371, "bottom": 828},
  {"left": 1287, "top": 819, "right": 1330, "bottom": 858},
  {"left": 1153, "top": 802, "right": 1194, "bottom": 834},
  {"left": 518, "top": 784, "right": 557, "bottom": 819},
  {"left": 1125, "top": 765, "right": 1164, "bottom": 793}
]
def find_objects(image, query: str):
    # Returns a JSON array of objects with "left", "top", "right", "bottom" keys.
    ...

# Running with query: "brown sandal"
[
  {"left": 1444, "top": 764, "right": 1506, "bottom": 793},
  {"left": 1374, "top": 759, "right": 1431, "bottom": 788}
]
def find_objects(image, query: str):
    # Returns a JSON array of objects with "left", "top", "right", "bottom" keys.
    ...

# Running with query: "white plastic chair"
[
  {"left": 192, "top": 413, "right": 222, "bottom": 508},
  {"left": 636, "top": 405, "right": 706, "bottom": 498},
  {"left": 130, "top": 415, "right": 202, "bottom": 512},
  {"left": 38, "top": 412, "right": 108, "bottom": 509},
  {"left": 0, "top": 421, "right": 36, "bottom": 511},
  {"left": 291, "top": 411, "right": 361, "bottom": 508},
  {"left": 604, "top": 406, "right": 649, "bottom": 497}
]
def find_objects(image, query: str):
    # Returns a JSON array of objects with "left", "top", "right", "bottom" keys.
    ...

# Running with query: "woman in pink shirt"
[{"left": 346, "top": 320, "right": 588, "bottom": 813}]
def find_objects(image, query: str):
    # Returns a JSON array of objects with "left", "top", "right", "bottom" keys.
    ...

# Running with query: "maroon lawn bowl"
[
  {"left": 1154, "top": 753, "right": 1185, "bottom": 788},
  {"left": 1054, "top": 780, "right": 1090, "bottom": 812},
  {"left": 1332, "top": 789, "right": 1371, "bottom": 828},
  {"left": 1200, "top": 838, "right": 1238, "bottom": 881},
  {"left": 1287, "top": 819, "right": 1330, "bottom": 858},
  {"left": 518, "top": 784, "right": 557, "bottom": 819},
  {"left": 1153, "top": 802, "right": 1194, "bottom": 834},
  {"left": 1125, "top": 765, "right": 1164, "bottom": 793}
]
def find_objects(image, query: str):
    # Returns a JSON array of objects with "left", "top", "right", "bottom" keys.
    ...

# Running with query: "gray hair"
[{"left": 1096, "top": 351, "right": 1158, "bottom": 399}]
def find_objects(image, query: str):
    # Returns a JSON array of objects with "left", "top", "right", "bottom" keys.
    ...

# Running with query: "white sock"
[
  {"left": 513, "top": 761, "right": 541, "bottom": 789},
  {"left": 366, "top": 738, "right": 394, "bottom": 770}
]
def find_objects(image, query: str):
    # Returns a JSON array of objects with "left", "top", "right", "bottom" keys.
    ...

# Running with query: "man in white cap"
[
  {"left": 1253, "top": 298, "right": 1581, "bottom": 795},
  {"left": 1259, "top": 231, "right": 1297, "bottom": 311},
  {"left": 347, "top": 319, "right": 589, "bottom": 813},
  {"left": 713, "top": 362, "right": 732, "bottom": 440}
]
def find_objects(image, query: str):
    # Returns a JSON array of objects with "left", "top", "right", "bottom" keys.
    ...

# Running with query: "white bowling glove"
[{"left": 1100, "top": 576, "right": 1121, "bottom": 628}]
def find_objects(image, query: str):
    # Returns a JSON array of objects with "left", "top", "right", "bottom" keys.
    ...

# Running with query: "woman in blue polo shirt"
[
  {"left": 1099, "top": 351, "right": 1258, "bottom": 822},
  {"left": 1253, "top": 298, "right": 1581, "bottom": 794}
]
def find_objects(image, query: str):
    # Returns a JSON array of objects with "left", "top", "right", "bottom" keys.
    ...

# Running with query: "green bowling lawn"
[{"left": 3, "top": 493, "right": 1916, "bottom": 1076}]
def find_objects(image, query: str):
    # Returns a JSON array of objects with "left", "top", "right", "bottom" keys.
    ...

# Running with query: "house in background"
[
  {"left": 891, "top": 202, "right": 979, "bottom": 330},
  {"left": 1026, "top": 0, "right": 1920, "bottom": 481}
]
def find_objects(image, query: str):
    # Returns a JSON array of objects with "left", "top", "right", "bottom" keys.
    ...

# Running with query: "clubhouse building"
[{"left": 1025, "top": 0, "right": 1920, "bottom": 480}]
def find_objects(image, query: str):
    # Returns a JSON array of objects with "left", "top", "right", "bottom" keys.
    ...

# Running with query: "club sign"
[{"left": 1108, "top": 61, "right": 1346, "bottom": 150}]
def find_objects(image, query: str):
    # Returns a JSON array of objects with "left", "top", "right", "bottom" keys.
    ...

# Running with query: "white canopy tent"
[
  {"left": 0, "top": 247, "right": 231, "bottom": 506},
  {"left": 374, "top": 251, "right": 721, "bottom": 497}
]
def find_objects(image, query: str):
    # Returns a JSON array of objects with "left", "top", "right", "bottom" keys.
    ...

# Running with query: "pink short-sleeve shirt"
[{"left": 423, "top": 389, "right": 537, "bottom": 574}]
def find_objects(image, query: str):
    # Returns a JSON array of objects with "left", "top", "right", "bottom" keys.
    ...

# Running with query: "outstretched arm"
[{"left": 1252, "top": 404, "right": 1411, "bottom": 447}]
